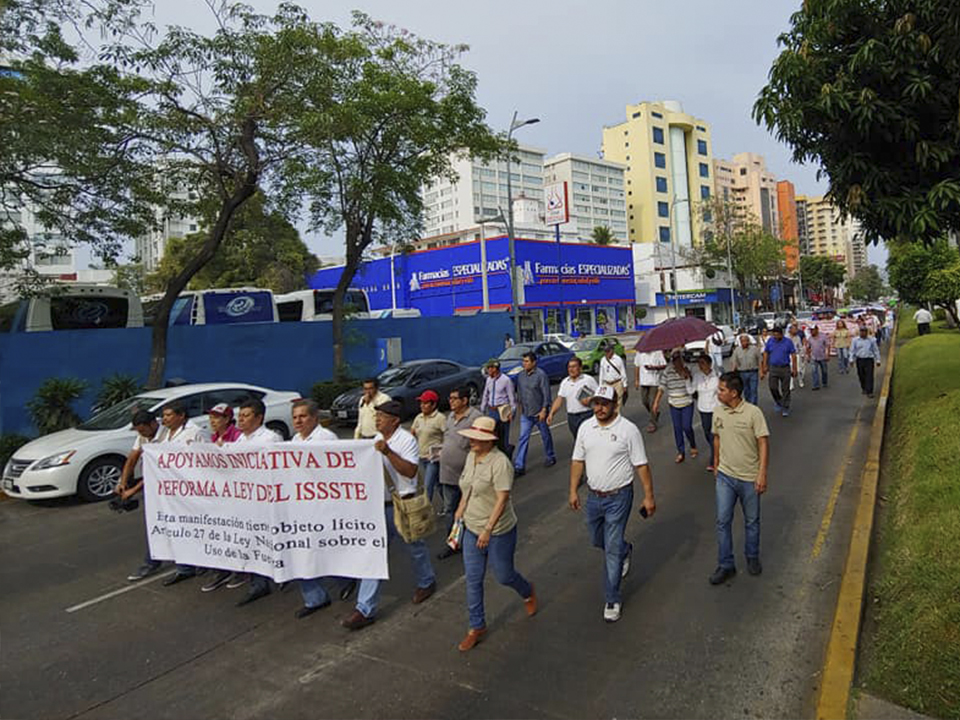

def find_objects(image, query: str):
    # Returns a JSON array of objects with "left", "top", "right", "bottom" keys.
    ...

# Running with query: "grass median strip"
[{"left": 858, "top": 329, "right": 960, "bottom": 718}]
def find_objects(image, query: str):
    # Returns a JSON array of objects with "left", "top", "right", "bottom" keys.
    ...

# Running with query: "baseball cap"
[
  {"left": 416, "top": 390, "right": 439, "bottom": 403},
  {"left": 375, "top": 400, "right": 404, "bottom": 417},
  {"left": 208, "top": 403, "right": 234, "bottom": 420},
  {"left": 591, "top": 385, "right": 617, "bottom": 403}
]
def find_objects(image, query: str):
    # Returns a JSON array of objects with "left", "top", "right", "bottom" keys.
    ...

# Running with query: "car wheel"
[
  {"left": 266, "top": 421, "right": 290, "bottom": 441},
  {"left": 466, "top": 383, "right": 480, "bottom": 406},
  {"left": 77, "top": 456, "right": 124, "bottom": 502}
]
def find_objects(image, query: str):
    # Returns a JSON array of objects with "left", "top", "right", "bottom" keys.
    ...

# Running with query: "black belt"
[
  {"left": 569, "top": 410, "right": 592, "bottom": 416},
  {"left": 589, "top": 485, "right": 630, "bottom": 498}
]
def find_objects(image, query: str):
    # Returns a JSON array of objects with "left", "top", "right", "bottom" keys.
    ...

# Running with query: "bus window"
[
  {"left": 313, "top": 289, "right": 368, "bottom": 315},
  {"left": 277, "top": 299, "right": 303, "bottom": 322},
  {"left": 202, "top": 290, "right": 275, "bottom": 324},
  {"left": 0, "top": 301, "right": 25, "bottom": 332},
  {"left": 50, "top": 296, "right": 129, "bottom": 330}
]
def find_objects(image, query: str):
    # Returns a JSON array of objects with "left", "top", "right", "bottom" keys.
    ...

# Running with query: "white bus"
[
  {"left": 275, "top": 288, "right": 371, "bottom": 322},
  {"left": 0, "top": 285, "right": 144, "bottom": 332},
  {"left": 142, "top": 288, "right": 278, "bottom": 326}
]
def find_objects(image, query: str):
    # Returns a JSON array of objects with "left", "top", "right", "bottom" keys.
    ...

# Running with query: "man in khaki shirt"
[
  {"left": 354, "top": 378, "right": 391, "bottom": 439},
  {"left": 709, "top": 371, "right": 769, "bottom": 586},
  {"left": 411, "top": 390, "right": 446, "bottom": 501}
]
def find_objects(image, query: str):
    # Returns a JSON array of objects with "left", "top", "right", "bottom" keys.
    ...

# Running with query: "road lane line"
[
  {"left": 810, "top": 407, "right": 863, "bottom": 560},
  {"left": 65, "top": 570, "right": 176, "bottom": 613}
]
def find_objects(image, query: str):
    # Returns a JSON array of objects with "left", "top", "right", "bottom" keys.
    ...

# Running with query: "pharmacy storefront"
[{"left": 310, "top": 237, "right": 640, "bottom": 340}]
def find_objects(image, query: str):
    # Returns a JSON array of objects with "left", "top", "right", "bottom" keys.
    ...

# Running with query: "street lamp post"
[{"left": 505, "top": 111, "right": 540, "bottom": 342}]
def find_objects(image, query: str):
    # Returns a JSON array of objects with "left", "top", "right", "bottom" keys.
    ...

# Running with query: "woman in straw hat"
[{"left": 453, "top": 415, "right": 537, "bottom": 651}]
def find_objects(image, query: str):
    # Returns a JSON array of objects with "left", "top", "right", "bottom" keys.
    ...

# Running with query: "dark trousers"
[
  {"left": 567, "top": 411, "right": 592, "bottom": 441},
  {"left": 699, "top": 411, "right": 715, "bottom": 467},
  {"left": 918, "top": 322, "right": 931, "bottom": 336},
  {"left": 768, "top": 365, "right": 792, "bottom": 409},
  {"left": 439, "top": 483, "right": 462, "bottom": 536},
  {"left": 856, "top": 358, "right": 876, "bottom": 395},
  {"left": 485, "top": 408, "right": 512, "bottom": 456}
]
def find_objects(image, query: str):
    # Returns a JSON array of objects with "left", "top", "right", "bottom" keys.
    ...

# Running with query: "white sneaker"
[
  {"left": 621, "top": 543, "right": 633, "bottom": 579},
  {"left": 604, "top": 602, "right": 621, "bottom": 623}
]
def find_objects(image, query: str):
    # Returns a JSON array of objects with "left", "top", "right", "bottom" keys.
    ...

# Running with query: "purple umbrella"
[{"left": 634, "top": 317, "right": 721, "bottom": 353}]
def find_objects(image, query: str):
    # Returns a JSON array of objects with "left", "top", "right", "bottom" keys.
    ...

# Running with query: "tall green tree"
[
  {"left": 846, "top": 264, "right": 886, "bottom": 301},
  {"left": 888, "top": 239, "right": 960, "bottom": 324},
  {"left": 293, "top": 13, "right": 506, "bottom": 378},
  {"left": 591, "top": 225, "right": 614, "bottom": 245},
  {"left": 800, "top": 255, "right": 847, "bottom": 305},
  {"left": 147, "top": 195, "right": 318, "bottom": 294},
  {"left": 755, "top": 0, "right": 960, "bottom": 245},
  {"left": 922, "top": 261, "right": 960, "bottom": 326}
]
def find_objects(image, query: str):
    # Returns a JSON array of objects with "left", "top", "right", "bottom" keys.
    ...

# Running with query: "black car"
[{"left": 329, "top": 359, "right": 482, "bottom": 423}]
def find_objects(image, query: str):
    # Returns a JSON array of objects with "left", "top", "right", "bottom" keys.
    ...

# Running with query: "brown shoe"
[
  {"left": 524, "top": 584, "right": 538, "bottom": 617},
  {"left": 341, "top": 609, "right": 375, "bottom": 631},
  {"left": 412, "top": 582, "right": 436, "bottom": 604},
  {"left": 458, "top": 627, "right": 487, "bottom": 652}
]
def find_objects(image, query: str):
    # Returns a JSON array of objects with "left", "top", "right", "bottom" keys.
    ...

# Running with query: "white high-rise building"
[
  {"left": 542, "top": 153, "right": 628, "bottom": 242},
  {"left": 134, "top": 184, "right": 200, "bottom": 272}
]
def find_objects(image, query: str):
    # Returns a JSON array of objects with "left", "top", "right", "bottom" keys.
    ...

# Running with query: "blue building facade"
[{"left": 310, "top": 237, "right": 642, "bottom": 341}]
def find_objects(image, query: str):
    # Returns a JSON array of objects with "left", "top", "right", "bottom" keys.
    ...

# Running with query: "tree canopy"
[
  {"left": 845, "top": 264, "right": 886, "bottom": 302},
  {"left": 887, "top": 239, "right": 960, "bottom": 324},
  {"left": 755, "top": 0, "right": 960, "bottom": 245},
  {"left": 800, "top": 254, "right": 847, "bottom": 305}
]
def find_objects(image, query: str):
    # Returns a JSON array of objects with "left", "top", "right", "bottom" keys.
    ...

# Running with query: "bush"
[
  {"left": 27, "top": 377, "right": 89, "bottom": 436},
  {"left": 95, "top": 373, "right": 142, "bottom": 414},
  {"left": 311, "top": 380, "right": 358, "bottom": 410},
  {"left": 0, "top": 434, "right": 30, "bottom": 470}
]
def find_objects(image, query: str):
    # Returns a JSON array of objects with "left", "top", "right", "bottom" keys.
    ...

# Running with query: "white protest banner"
[{"left": 142, "top": 441, "right": 387, "bottom": 583}]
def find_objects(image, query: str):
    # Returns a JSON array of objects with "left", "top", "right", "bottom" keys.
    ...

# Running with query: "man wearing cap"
[
  {"left": 208, "top": 403, "right": 242, "bottom": 444},
  {"left": 354, "top": 378, "right": 391, "bottom": 440},
  {"left": 342, "top": 399, "right": 437, "bottom": 631},
  {"left": 437, "top": 386, "right": 481, "bottom": 560},
  {"left": 411, "top": 389, "right": 446, "bottom": 502},
  {"left": 569, "top": 385, "right": 656, "bottom": 623},
  {"left": 513, "top": 351, "right": 556, "bottom": 477},
  {"left": 761, "top": 325, "right": 797, "bottom": 418},
  {"left": 121, "top": 410, "right": 162, "bottom": 581},
  {"left": 480, "top": 360, "right": 516, "bottom": 455},
  {"left": 598, "top": 342, "right": 628, "bottom": 406}
]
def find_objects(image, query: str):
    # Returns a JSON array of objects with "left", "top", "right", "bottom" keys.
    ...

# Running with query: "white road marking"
[{"left": 65, "top": 570, "right": 176, "bottom": 613}]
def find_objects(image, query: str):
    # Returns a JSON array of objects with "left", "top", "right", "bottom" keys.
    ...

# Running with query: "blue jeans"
[
  {"left": 462, "top": 525, "right": 531, "bottom": 630},
  {"left": 567, "top": 410, "right": 592, "bottom": 441},
  {"left": 585, "top": 484, "right": 634, "bottom": 604},
  {"left": 420, "top": 459, "right": 439, "bottom": 502},
  {"left": 299, "top": 578, "right": 331, "bottom": 608},
  {"left": 812, "top": 359, "right": 828, "bottom": 388},
  {"left": 514, "top": 414, "right": 556, "bottom": 470},
  {"left": 669, "top": 404, "right": 696, "bottom": 455},
  {"left": 355, "top": 505, "right": 436, "bottom": 618},
  {"left": 836, "top": 348, "right": 849, "bottom": 373},
  {"left": 739, "top": 370, "right": 759, "bottom": 405},
  {"left": 715, "top": 471, "right": 761, "bottom": 570},
  {"left": 439, "top": 483, "right": 462, "bottom": 536},
  {"left": 699, "top": 411, "right": 715, "bottom": 467}
]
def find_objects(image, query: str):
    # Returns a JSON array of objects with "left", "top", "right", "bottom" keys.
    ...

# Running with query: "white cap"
[{"left": 591, "top": 385, "right": 617, "bottom": 402}]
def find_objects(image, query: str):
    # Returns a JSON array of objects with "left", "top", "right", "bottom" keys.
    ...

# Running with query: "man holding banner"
[{"left": 342, "top": 400, "right": 437, "bottom": 631}]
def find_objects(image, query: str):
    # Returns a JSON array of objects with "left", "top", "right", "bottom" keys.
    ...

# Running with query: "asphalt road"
[{"left": 0, "top": 357, "right": 883, "bottom": 720}]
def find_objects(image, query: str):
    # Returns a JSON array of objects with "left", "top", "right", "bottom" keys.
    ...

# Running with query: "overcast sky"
[{"left": 131, "top": 0, "right": 886, "bottom": 267}]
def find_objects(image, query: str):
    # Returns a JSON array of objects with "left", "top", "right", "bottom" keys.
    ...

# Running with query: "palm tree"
[{"left": 591, "top": 225, "right": 614, "bottom": 245}]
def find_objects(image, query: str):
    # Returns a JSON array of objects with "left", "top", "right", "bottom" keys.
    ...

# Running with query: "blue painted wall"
[{"left": 0, "top": 314, "right": 512, "bottom": 437}]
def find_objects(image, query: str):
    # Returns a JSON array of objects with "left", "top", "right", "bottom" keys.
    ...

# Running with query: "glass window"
[
  {"left": 658, "top": 201, "right": 669, "bottom": 218},
  {"left": 652, "top": 111, "right": 663, "bottom": 119},
  {"left": 701, "top": 185, "right": 711, "bottom": 199},
  {"left": 699, "top": 163, "right": 710, "bottom": 178},
  {"left": 50, "top": 296, "right": 130, "bottom": 330},
  {"left": 652, "top": 127, "right": 665, "bottom": 144},
  {"left": 631, "top": 111, "right": 641, "bottom": 119},
  {"left": 659, "top": 226, "right": 671, "bottom": 243},
  {"left": 654, "top": 152, "right": 666, "bottom": 169},
  {"left": 656, "top": 176, "right": 668, "bottom": 193},
  {"left": 697, "top": 139, "right": 708, "bottom": 155}
]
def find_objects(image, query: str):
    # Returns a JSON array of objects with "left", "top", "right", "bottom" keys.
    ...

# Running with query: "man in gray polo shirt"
[
  {"left": 513, "top": 351, "right": 555, "bottom": 477},
  {"left": 436, "top": 385, "right": 481, "bottom": 560}
]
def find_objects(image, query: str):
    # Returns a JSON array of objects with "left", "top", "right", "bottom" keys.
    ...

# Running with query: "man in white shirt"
[
  {"left": 598, "top": 342, "right": 628, "bottom": 406},
  {"left": 568, "top": 385, "right": 657, "bottom": 623},
  {"left": 548, "top": 357, "right": 598, "bottom": 442},
  {"left": 354, "top": 378, "right": 391, "bottom": 439},
  {"left": 287, "top": 399, "right": 358, "bottom": 619},
  {"left": 913, "top": 307, "right": 933, "bottom": 336},
  {"left": 633, "top": 349, "right": 667, "bottom": 433},
  {"left": 342, "top": 400, "right": 437, "bottom": 631},
  {"left": 122, "top": 410, "right": 162, "bottom": 582},
  {"left": 234, "top": 398, "right": 281, "bottom": 606}
]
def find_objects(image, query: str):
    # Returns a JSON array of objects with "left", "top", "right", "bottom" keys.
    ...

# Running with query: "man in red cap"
[{"left": 411, "top": 389, "right": 445, "bottom": 502}]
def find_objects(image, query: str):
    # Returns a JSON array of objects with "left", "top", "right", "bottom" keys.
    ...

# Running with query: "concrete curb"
[{"left": 816, "top": 329, "right": 897, "bottom": 720}]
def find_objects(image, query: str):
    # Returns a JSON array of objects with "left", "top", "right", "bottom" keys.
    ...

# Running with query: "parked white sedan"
[{"left": 2, "top": 383, "right": 300, "bottom": 502}]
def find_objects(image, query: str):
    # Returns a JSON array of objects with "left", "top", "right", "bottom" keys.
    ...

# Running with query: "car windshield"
[
  {"left": 499, "top": 345, "right": 531, "bottom": 360},
  {"left": 79, "top": 396, "right": 163, "bottom": 431},
  {"left": 571, "top": 338, "right": 600, "bottom": 351},
  {"left": 378, "top": 365, "right": 416, "bottom": 386}
]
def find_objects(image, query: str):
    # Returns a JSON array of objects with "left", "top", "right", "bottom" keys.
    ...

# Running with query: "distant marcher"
[
  {"left": 788, "top": 323, "right": 807, "bottom": 390},
  {"left": 437, "top": 386, "right": 482, "bottom": 560},
  {"left": 480, "top": 360, "right": 516, "bottom": 455},
  {"left": 342, "top": 400, "right": 437, "bottom": 631},
  {"left": 633, "top": 348, "right": 667, "bottom": 432},
  {"left": 850, "top": 326, "right": 882, "bottom": 398},
  {"left": 233, "top": 398, "right": 281, "bottom": 606},
  {"left": 709, "top": 372, "right": 770, "bottom": 585},
  {"left": 688, "top": 355, "right": 720, "bottom": 472},
  {"left": 569, "top": 385, "right": 656, "bottom": 623},
  {"left": 807, "top": 325, "right": 831, "bottom": 390},
  {"left": 762, "top": 326, "right": 797, "bottom": 418},
  {"left": 121, "top": 410, "right": 162, "bottom": 582},
  {"left": 454, "top": 416, "right": 537, "bottom": 651},
  {"left": 200, "top": 403, "right": 244, "bottom": 592},
  {"left": 548, "top": 356, "right": 598, "bottom": 442},
  {"left": 598, "top": 342, "right": 628, "bottom": 406},
  {"left": 705, "top": 330, "right": 725, "bottom": 372},
  {"left": 652, "top": 350, "right": 697, "bottom": 464},
  {"left": 913, "top": 307, "right": 932, "bottom": 336},
  {"left": 731, "top": 334, "right": 761, "bottom": 405},
  {"left": 504, "top": 333, "right": 515, "bottom": 349},
  {"left": 355, "top": 378, "right": 391, "bottom": 440},
  {"left": 833, "top": 320, "right": 851, "bottom": 374},
  {"left": 411, "top": 390, "right": 446, "bottom": 501},
  {"left": 513, "top": 352, "right": 556, "bottom": 476}
]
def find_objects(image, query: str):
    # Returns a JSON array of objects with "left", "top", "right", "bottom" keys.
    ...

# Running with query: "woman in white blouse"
[{"left": 688, "top": 355, "right": 720, "bottom": 472}]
